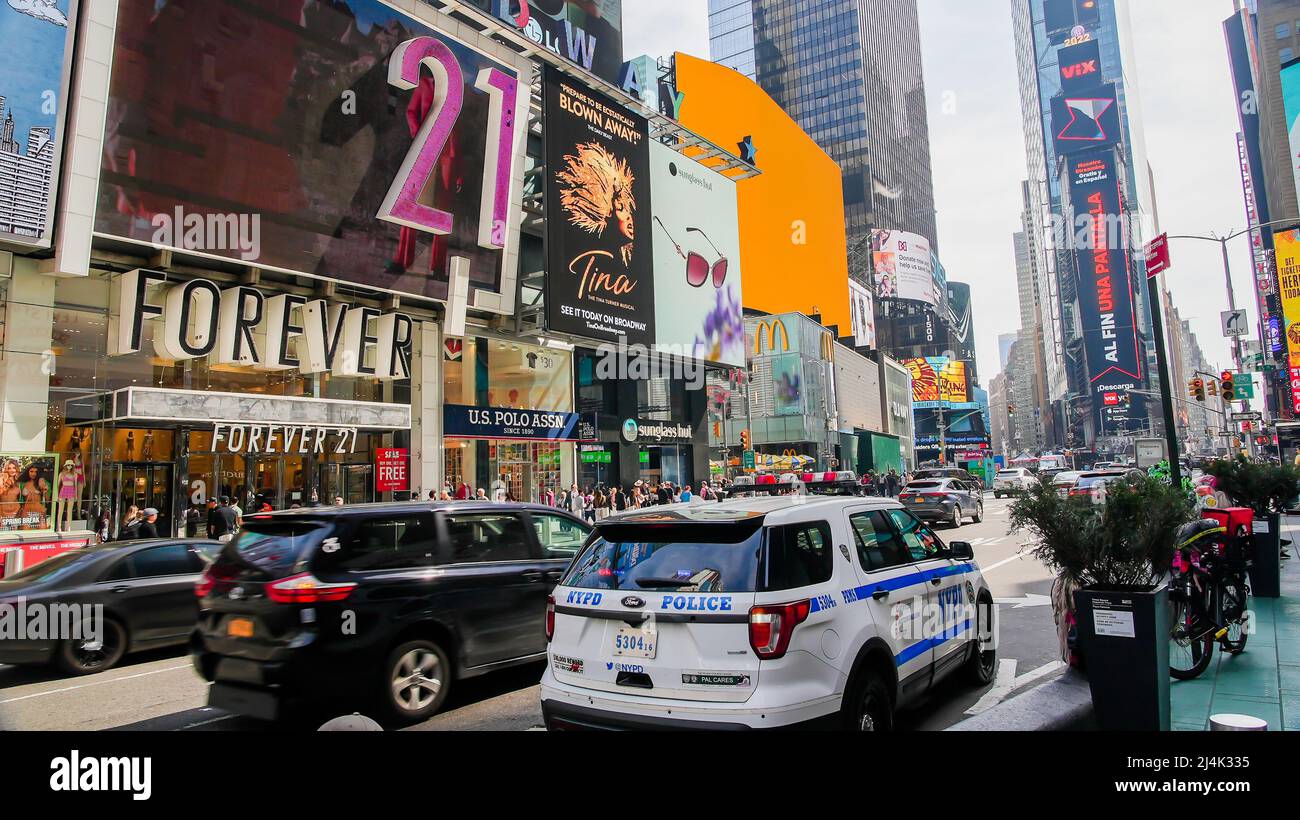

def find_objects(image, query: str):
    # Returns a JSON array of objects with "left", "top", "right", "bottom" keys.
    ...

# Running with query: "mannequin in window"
[{"left": 58, "top": 459, "right": 81, "bottom": 532}]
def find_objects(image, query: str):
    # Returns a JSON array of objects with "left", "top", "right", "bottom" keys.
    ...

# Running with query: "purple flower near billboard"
[{"left": 696, "top": 284, "right": 743, "bottom": 365}]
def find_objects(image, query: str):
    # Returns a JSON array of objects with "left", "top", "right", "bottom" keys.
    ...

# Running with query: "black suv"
[{"left": 192, "top": 502, "right": 591, "bottom": 722}]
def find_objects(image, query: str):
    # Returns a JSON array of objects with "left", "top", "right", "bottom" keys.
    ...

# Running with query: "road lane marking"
[
  {"left": 0, "top": 663, "right": 193, "bottom": 705},
  {"left": 179, "top": 713, "right": 237, "bottom": 731},
  {"left": 979, "top": 551, "right": 1034, "bottom": 574},
  {"left": 993, "top": 593, "right": 1051, "bottom": 609},
  {"left": 964, "top": 660, "right": 1065, "bottom": 716},
  {"left": 965, "top": 659, "right": 1017, "bottom": 715}
]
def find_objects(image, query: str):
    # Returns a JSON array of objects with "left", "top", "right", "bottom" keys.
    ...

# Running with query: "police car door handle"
[
  {"left": 871, "top": 589, "right": 889, "bottom": 601},
  {"left": 930, "top": 578, "right": 942, "bottom": 586}
]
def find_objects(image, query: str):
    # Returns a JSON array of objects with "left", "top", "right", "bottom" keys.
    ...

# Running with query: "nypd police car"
[{"left": 539, "top": 495, "right": 996, "bottom": 730}]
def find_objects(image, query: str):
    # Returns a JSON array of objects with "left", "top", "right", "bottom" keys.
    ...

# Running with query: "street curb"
[{"left": 945, "top": 667, "right": 1096, "bottom": 731}]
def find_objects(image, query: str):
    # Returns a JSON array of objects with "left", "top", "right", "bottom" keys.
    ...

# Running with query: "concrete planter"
[{"left": 1073, "top": 583, "right": 1170, "bottom": 731}]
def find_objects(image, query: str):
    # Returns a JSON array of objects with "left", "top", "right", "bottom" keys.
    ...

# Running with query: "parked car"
[
  {"left": 540, "top": 496, "right": 995, "bottom": 730},
  {"left": 1067, "top": 471, "right": 1138, "bottom": 503},
  {"left": 993, "top": 468, "right": 1037, "bottom": 498},
  {"left": 192, "top": 502, "right": 593, "bottom": 723},
  {"left": 898, "top": 478, "right": 984, "bottom": 527},
  {"left": 1051, "top": 470, "right": 1084, "bottom": 497},
  {"left": 0, "top": 539, "right": 222, "bottom": 674},
  {"left": 912, "top": 468, "right": 975, "bottom": 482}
]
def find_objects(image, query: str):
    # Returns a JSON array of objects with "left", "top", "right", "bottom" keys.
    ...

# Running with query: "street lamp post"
[{"left": 1168, "top": 215, "right": 1300, "bottom": 423}]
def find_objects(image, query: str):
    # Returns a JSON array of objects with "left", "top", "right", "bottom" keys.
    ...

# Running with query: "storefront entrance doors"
[
  {"left": 114, "top": 463, "right": 172, "bottom": 537},
  {"left": 320, "top": 463, "right": 373, "bottom": 505}
]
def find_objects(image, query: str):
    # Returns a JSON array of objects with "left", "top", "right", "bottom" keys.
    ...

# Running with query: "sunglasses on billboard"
[{"left": 654, "top": 217, "right": 729, "bottom": 289}]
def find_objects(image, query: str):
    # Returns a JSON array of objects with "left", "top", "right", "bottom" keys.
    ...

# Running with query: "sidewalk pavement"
[{"left": 1171, "top": 515, "right": 1300, "bottom": 731}]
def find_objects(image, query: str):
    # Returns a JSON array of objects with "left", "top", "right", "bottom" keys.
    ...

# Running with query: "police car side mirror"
[{"left": 949, "top": 542, "right": 974, "bottom": 561}]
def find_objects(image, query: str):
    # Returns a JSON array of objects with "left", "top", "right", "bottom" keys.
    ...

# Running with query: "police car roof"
[{"left": 601, "top": 496, "right": 902, "bottom": 529}]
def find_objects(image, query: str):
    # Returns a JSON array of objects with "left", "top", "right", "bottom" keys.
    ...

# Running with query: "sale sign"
[{"left": 376, "top": 448, "right": 410, "bottom": 494}]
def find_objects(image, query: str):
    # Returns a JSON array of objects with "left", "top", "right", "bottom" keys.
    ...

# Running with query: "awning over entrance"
[{"left": 65, "top": 387, "right": 412, "bottom": 432}]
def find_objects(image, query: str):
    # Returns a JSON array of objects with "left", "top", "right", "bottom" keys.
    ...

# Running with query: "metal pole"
[
  {"left": 1146, "top": 271, "right": 1184, "bottom": 488},
  {"left": 1221, "top": 237, "right": 1256, "bottom": 458}
]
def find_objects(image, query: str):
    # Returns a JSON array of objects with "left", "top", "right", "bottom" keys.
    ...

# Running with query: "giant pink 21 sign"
[{"left": 378, "top": 36, "right": 520, "bottom": 252}]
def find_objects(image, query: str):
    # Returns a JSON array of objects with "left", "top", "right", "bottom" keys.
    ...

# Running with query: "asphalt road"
[{"left": 0, "top": 494, "right": 1062, "bottom": 732}]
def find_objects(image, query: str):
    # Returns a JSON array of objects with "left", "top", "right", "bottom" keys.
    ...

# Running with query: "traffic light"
[
  {"left": 1207, "top": 379, "right": 1218, "bottom": 398},
  {"left": 740, "top": 429, "right": 751, "bottom": 450},
  {"left": 1221, "top": 371, "right": 1236, "bottom": 402},
  {"left": 1190, "top": 379, "right": 1205, "bottom": 401}
]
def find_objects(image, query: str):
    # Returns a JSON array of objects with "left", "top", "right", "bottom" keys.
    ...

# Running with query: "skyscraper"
[
  {"left": 1012, "top": 0, "right": 1163, "bottom": 452},
  {"left": 707, "top": 0, "right": 939, "bottom": 253}
]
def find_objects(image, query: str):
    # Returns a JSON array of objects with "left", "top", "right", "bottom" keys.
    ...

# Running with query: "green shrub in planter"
[
  {"left": 1205, "top": 456, "right": 1295, "bottom": 598},
  {"left": 1009, "top": 474, "right": 1193, "bottom": 588},
  {"left": 1010, "top": 475, "right": 1193, "bottom": 730},
  {"left": 1205, "top": 457, "right": 1300, "bottom": 517}
]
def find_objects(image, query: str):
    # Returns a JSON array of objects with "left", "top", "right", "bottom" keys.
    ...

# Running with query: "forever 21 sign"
[{"left": 109, "top": 269, "right": 413, "bottom": 381}]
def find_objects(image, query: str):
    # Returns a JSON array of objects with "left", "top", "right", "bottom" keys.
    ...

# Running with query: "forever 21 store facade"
[
  {"left": 20, "top": 0, "right": 546, "bottom": 538},
  {"left": 4, "top": 0, "right": 751, "bottom": 542}
]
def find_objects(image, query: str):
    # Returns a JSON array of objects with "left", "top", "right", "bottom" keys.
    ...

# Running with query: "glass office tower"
[
  {"left": 707, "top": 0, "right": 939, "bottom": 255},
  {"left": 1012, "top": 0, "right": 1162, "bottom": 449}
]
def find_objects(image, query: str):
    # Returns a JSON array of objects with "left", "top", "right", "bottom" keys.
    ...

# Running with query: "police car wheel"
[
  {"left": 847, "top": 674, "right": 893, "bottom": 732},
  {"left": 383, "top": 639, "right": 450, "bottom": 723},
  {"left": 965, "top": 594, "right": 997, "bottom": 685}
]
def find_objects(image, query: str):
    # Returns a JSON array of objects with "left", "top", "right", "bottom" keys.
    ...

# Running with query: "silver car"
[{"left": 899, "top": 478, "right": 985, "bottom": 528}]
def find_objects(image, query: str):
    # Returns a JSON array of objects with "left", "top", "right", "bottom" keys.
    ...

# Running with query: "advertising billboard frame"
[
  {"left": 94, "top": 0, "right": 533, "bottom": 314},
  {"left": 1066, "top": 147, "right": 1143, "bottom": 394},
  {"left": 871, "top": 229, "right": 936, "bottom": 307},
  {"left": 0, "top": 0, "right": 80, "bottom": 251},
  {"left": 543, "top": 65, "right": 655, "bottom": 347},
  {"left": 647, "top": 139, "right": 744, "bottom": 367}
]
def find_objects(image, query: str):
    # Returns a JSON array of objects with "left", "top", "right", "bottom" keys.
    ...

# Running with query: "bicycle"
[{"left": 1168, "top": 519, "right": 1250, "bottom": 680}]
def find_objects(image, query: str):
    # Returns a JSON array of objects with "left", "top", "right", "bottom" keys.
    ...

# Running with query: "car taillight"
[
  {"left": 195, "top": 568, "right": 214, "bottom": 598},
  {"left": 545, "top": 595, "right": 556, "bottom": 642},
  {"left": 748, "top": 600, "right": 811, "bottom": 660},
  {"left": 265, "top": 573, "right": 356, "bottom": 604}
]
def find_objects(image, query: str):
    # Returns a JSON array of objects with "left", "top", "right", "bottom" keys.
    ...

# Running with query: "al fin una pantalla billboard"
[
  {"left": 544, "top": 65, "right": 655, "bottom": 347},
  {"left": 1067, "top": 147, "right": 1146, "bottom": 433}
]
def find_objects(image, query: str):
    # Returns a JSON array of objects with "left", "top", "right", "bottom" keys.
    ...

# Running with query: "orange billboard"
[{"left": 672, "top": 54, "right": 851, "bottom": 335}]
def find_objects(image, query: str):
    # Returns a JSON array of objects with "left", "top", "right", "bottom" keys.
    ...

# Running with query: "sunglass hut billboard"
[{"left": 544, "top": 69, "right": 743, "bottom": 366}]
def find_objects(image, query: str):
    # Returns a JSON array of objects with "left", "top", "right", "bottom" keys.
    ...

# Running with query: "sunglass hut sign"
[{"left": 109, "top": 270, "right": 413, "bottom": 380}]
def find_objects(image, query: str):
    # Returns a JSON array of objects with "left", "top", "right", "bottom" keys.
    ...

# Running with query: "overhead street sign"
[
  {"left": 1144, "top": 233, "right": 1171, "bottom": 277},
  {"left": 1231, "top": 412, "right": 1263, "bottom": 422}
]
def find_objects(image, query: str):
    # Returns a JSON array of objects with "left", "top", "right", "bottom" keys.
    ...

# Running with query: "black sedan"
[
  {"left": 0, "top": 539, "right": 221, "bottom": 675},
  {"left": 898, "top": 478, "right": 984, "bottom": 528}
]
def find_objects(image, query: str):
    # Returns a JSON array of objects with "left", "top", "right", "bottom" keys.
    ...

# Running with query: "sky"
[{"left": 623, "top": 0, "right": 1254, "bottom": 391}]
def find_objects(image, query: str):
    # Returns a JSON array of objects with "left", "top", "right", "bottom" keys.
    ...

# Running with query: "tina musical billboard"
[{"left": 544, "top": 66, "right": 655, "bottom": 347}]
